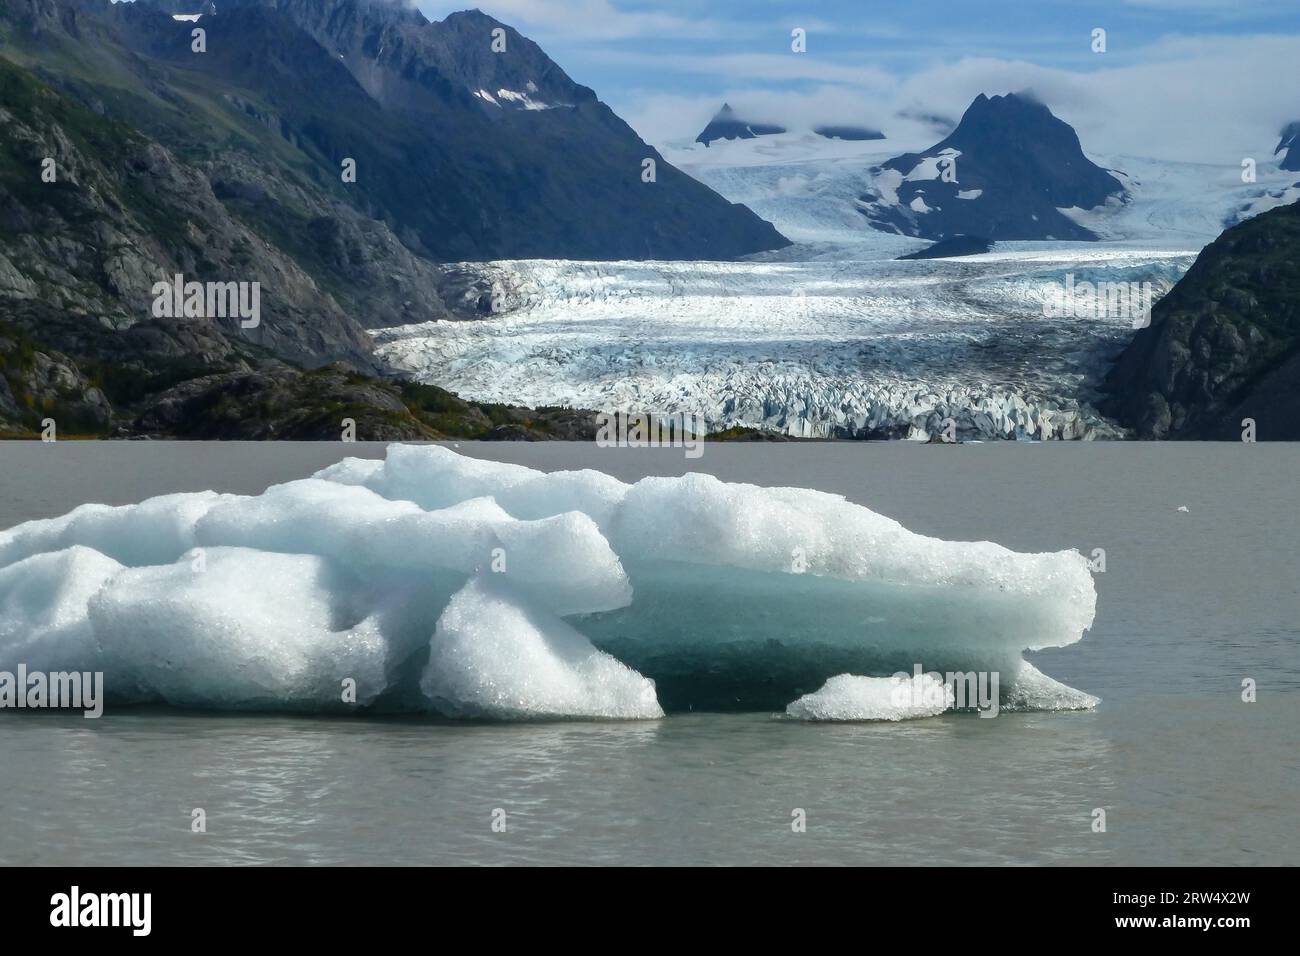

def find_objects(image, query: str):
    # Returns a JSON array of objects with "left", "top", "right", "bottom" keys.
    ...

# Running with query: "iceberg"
[
  {"left": 0, "top": 444, "right": 1099, "bottom": 718},
  {"left": 786, "top": 673, "right": 954, "bottom": 722}
]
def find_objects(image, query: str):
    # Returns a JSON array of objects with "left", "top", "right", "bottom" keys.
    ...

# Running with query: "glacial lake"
[{"left": 0, "top": 440, "right": 1296, "bottom": 865}]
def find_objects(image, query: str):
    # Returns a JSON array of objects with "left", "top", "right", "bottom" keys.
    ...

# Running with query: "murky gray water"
[{"left": 0, "top": 441, "right": 1296, "bottom": 865}]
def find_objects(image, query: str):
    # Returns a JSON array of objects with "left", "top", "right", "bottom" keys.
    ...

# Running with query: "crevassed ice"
[{"left": 0, "top": 444, "right": 1099, "bottom": 718}]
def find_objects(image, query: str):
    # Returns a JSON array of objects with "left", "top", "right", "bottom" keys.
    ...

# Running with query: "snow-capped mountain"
[
  {"left": 90, "top": 0, "right": 789, "bottom": 262},
  {"left": 858, "top": 93, "right": 1128, "bottom": 241}
]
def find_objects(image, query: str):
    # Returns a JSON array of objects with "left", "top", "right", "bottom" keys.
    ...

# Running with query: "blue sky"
[{"left": 418, "top": 0, "right": 1300, "bottom": 161}]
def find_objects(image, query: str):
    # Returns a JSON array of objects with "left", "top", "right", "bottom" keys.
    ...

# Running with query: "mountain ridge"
[{"left": 0, "top": 0, "right": 787, "bottom": 436}]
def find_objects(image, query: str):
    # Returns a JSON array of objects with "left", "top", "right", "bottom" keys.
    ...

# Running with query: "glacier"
[
  {"left": 374, "top": 133, "right": 1300, "bottom": 440},
  {"left": 0, "top": 444, "right": 1099, "bottom": 719}
]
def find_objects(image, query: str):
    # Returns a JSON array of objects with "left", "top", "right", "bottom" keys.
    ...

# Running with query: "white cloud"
[
  {"left": 614, "top": 33, "right": 1300, "bottom": 165},
  {"left": 425, "top": 0, "right": 730, "bottom": 40}
]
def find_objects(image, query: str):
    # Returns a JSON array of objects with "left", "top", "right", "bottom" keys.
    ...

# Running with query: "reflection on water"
[
  {"left": 2, "top": 694, "right": 1295, "bottom": 866},
  {"left": 0, "top": 708, "right": 1117, "bottom": 866}
]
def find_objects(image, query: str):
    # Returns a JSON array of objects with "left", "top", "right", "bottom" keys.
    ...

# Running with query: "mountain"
[
  {"left": 111, "top": 1, "right": 787, "bottom": 260},
  {"left": 0, "top": 53, "right": 599, "bottom": 439},
  {"left": 1100, "top": 200, "right": 1300, "bottom": 439},
  {"left": 897, "top": 236, "right": 993, "bottom": 260},
  {"left": 858, "top": 93, "right": 1127, "bottom": 241},
  {"left": 694, "top": 106, "right": 885, "bottom": 146},
  {"left": 695, "top": 103, "right": 786, "bottom": 146},
  {"left": 814, "top": 125, "right": 884, "bottom": 142},
  {"left": 0, "top": 0, "right": 788, "bottom": 435},
  {"left": 1276, "top": 122, "right": 1300, "bottom": 172}
]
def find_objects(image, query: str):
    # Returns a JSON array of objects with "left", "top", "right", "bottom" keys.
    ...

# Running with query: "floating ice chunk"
[
  {"left": 0, "top": 445, "right": 1099, "bottom": 718},
  {"left": 1003, "top": 661, "right": 1099, "bottom": 711},
  {"left": 0, "top": 492, "right": 235, "bottom": 571},
  {"left": 0, "top": 546, "right": 123, "bottom": 672},
  {"left": 422, "top": 577, "right": 663, "bottom": 720},
  {"left": 87, "top": 547, "right": 389, "bottom": 710},
  {"left": 786, "top": 673, "right": 953, "bottom": 721}
]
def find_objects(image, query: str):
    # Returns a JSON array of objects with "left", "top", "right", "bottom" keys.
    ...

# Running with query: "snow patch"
[
  {"left": 493, "top": 89, "right": 569, "bottom": 110},
  {"left": 903, "top": 148, "right": 961, "bottom": 183}
]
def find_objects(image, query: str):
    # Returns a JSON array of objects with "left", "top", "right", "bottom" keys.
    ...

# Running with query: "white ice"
[
  {"left": 786, "top": 673, "right": 954, "bottom": 721},
  {"left": 374, "top": 133, "right": 1298, "bottom": 440},
  {"left": 423, "top": 576, "right": 663, "bottom": 720},
  {"left": 0, "top": 445, "right": 1100, "bottom": 718}
]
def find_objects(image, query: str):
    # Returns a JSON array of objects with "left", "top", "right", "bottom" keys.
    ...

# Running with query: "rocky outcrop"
[
  {"left": 1100, "top": 200, "right": 1300, "bottom": 439},
  {"left": 131, "top": 364, "right": 600, "bottom": 440},
  {"left": 0, "top": 301, "right": 600, "bottom": 440},
  {"left": 0, "top": 329, "right": 111, "bottom": 436},
  {"left": 1276, "top": 122, "right": 1300, "bottom": 172},
  {"left": 898, "top": 236, "right": 993, "bottom": 260},
  {"left": 814, "top": 125, "right": 884, "bottom": 141}
]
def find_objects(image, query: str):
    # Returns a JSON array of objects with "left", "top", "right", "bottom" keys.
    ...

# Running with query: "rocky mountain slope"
[
  {"left": 0, "top": 0, "right": 788, "bottom": 437},
  {"left": 116, "top": 0, "right": 788, "bottom": 261},
  {"left": 1101, "top": 200, "right": 1300, "bottom": 439},
  {"left": 858, "top": 93, "right": 1127, "bottom": 241}
]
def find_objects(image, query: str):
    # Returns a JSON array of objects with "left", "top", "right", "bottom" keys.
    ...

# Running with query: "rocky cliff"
[{"left": 1101, "top": 200, "right": 1300, "bottom": 439}]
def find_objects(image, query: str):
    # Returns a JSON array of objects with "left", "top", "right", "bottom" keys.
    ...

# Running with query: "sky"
[{"left": 418, "top": 0, "right": 1300, "bottom": 163}]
